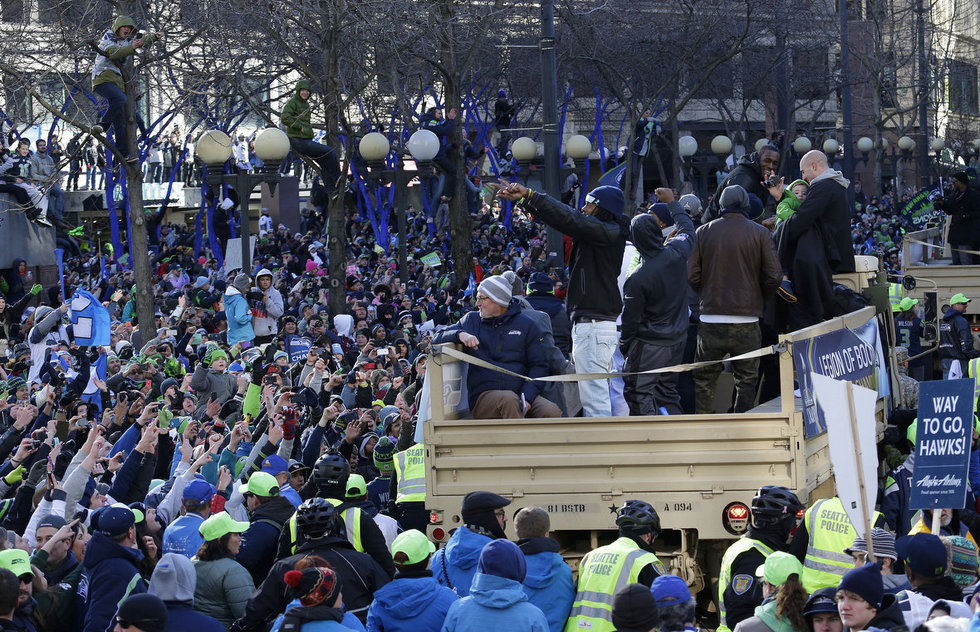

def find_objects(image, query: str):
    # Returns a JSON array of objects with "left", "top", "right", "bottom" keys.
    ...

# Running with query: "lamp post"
[
  {"left": 710, "top": 135, "right": 732, "bottom": 187},
  {"left": 359, "top": 130, "right": 438, "bottom": 277},
  {"left": 511, "top": 136, "right": 538, "bottom": 184},
  {"left": 678, "top": 135, "right": 698, "bottom": 185},
  {"left": 197, "top": 128, "right": 289, "bottom": 274},
  {"left": 931, "top": 138, "right": 945, "bottom": 180}
]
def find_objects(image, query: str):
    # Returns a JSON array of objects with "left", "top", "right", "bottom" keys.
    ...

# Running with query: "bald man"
[{"left": 780, "top": 150, "right": 854, "bottom": 329}]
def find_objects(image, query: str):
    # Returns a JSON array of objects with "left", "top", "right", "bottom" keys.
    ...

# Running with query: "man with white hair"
[
  {"left": 779, "top": 150, "right": 854, "bottom": 329},
  {"left": 432, "top": 274, "right": 560, "bottom": 419}
]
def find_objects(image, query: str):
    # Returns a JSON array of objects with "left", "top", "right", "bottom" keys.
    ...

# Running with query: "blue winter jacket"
[
  {"left": 270, "top": 598, "right": 365, "bottom": 632},
  {"left": 518, "top": 538, "right": 574, "bottom": 632},
  {"left": 430, "top": 526, "right": 493, "bottom": 597},
  {"left": 440, "top": 573, "right": 550, "bottom": 632},
  {"left": 882, "top": 454, "right": 915, "bottom": 535},
  {"left": 432, "top": 301, "right": 549, "bottom": 409},
  {"left": 82, "top": 533, "right": 147, "bottom": 632},
  {"left": 161, "top": 513, "right": 206, "bottom": 558},
  {"left": 224, "top": 288, "right": 255, "bottom": 346},
  {"left": 366, "top": 572, "right": 458, "bottom": 632}
]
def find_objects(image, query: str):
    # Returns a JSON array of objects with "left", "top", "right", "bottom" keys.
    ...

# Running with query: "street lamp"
[
  {"left": 711, "top": 135, "right": 732, "bottom": 156},
  {"left": 755, "top": 138, "right": 769, "bottom": 154},
  {"left": 823, "top": 139, "right": 840, "bottom": 155},
  {"left": 678, "top": 135, "right": 698, "bottom": 159},
  {"left": 793, "top": 136, "right": 812, "bottom": 154},
  {"left": 898, "top": 136, "right": 916, "bottom": 153},
  {"left": 358, "top": 130, "right": 435, "bottom": 276},
  {"left": 197, "top": 127, "right": 289, "bottom": 273},
  {"left": 931, "top": 138, "right": 945, "bottom": 179},
  {"left": 566, "top": 134, "right": 592, "bottom": 162}
]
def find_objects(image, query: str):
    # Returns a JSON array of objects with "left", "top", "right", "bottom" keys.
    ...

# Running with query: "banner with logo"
[
  {"left": 900, "top": 181, "right": 944, "bottom": 229},
  {"left": 793, "top": 322, "right": 882, "bottom": 438},
  {"left": 286, "top": 335, "right": 312, "bottom": 363},
  {"left": 910, "top": 379, "right": 975, "bottom": 510}
]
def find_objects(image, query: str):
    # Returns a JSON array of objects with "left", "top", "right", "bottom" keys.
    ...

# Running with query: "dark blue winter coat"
[
  {"left": 518, "top": 538, "right": 574, "bottom": 632},
  {"left": 82, "top": 533, "right": 147, "bottom": 632},
  {"left": 161, "top": 602, "right": 225, "bottom": 632},
  {"left": 366, "top": 571, "right": 458, "bottom": 632},
  {"left": 430, "top": 526, "right": 493, "bottom": 598},
  {"left": 432, "top": 301, "right": 549, "bottom": 409},
  {"left": 525, "top": 294, "right": 571, "bottom": 357}
]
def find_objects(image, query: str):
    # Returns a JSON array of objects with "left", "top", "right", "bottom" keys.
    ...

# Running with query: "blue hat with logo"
[
  {"left": 91, "top": 505, "right": 136, "bottom": 537},
  {"left": 586, "top": 186, "right": 625, "bottom": 217},
  {"left": 261, "top": 454, "right": 289, "bottom": 475}
]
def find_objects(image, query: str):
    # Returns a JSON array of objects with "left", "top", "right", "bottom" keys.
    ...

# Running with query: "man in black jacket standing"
[
  {"left": 494, "top": 180, "right": 629, "bottom": 417},
  {"left": 938, "top": 172, "right": 980, "bottom": 265},
  {"left": 620, "top": 188, "right": 696, "bottom": 415},
  {"left": 782, "top": 150, "right": 855, "bottom": 330}
]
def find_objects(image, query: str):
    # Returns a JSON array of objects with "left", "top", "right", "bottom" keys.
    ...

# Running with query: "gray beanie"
[
  {"left": 233, "top": 274, "right": 251, "bottom": 292},
  {"left": 501, "top": 270, "right": 523, "bottom": 296},
  {"left": 679, "top": 194, "right": 702, "bottom": 214},
  {"left": 478, "top": 275, "right": 512, "bottom": 308},
  {"left": 719, "top": 185, "right": 748, "bottom": 210}
]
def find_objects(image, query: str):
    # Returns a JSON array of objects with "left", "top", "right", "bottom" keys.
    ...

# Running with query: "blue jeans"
[
  {"left": 289, "top": 138, "right": 341, "bottom": 189},
  {"left": 94, "top": 82, "right": 129, "bottom": 158},
  {"left": 572, "top": 320, "right": 618, "bottom": 417},
  {"left": 47, "top": 186, "right": 65, "bottom": 220}
]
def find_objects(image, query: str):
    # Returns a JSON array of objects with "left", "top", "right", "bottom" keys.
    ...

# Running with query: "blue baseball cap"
[
  {"left": 261, "top": 454, "right": 289, "bottom": 476},
  {"left": 183, "top": 479, "right": 216, "bottom": 504},
  {"left": 91, "top": 505, "right": 136, "bottom": 537},
  {"left": 897, "top": 533, "right": 948, "bottom": 578},
  {"left": 650, "top": 574, "right": 692, "bottom": 607}
]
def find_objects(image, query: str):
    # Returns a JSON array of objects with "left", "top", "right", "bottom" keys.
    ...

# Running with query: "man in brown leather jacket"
[{"left": 688, "top": 185, "right": 781, "bottom": 414}]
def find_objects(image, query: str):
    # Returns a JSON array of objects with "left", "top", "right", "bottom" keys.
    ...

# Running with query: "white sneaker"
[{"left": 35, "top": 216, "right": 53, "bottom": 227}]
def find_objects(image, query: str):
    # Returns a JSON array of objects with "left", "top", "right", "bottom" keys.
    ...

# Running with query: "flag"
[
  {"left": 54, "top": 248, "right": 66, "bottom": 301},
  {"left": 463, "top": 273, "right": 476, "bottom": 297},
  {"left": 421, "top": 252, "right": 442, "bottom": 267},
  {"left": 81, "top": 352, "right": 107, "bottom": 412},
  {"left": 71, "top": 289, "right": 111, "bottom": 346}
]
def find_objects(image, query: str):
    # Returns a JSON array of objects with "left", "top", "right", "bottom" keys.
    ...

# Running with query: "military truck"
[
  {"left": 420, "top": 261, "right": 889, "bottom": 605},
  {"left": 900, "top": 226, "right": 980, "bottom": 367}
]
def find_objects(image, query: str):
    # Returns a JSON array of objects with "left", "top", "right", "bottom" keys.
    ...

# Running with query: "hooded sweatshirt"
[
  {"left": 91, "top": 16, "right": 159, "bottom": 91},
  {"left": 775, "top": 179, "right": 808, "bottom": 223},
  {"left": 82, "top": 533, "right": 147, "bottom": 632},
  {"left": 149, "top": 553, "right": 225, "bottom": 632},
  {"left": 430, "top": 526, "right": 493, "bottom": 597},
  {"left": 252, "top": 269, "right": 284, "bottom": 338},
  {"left": 366, "top": 569, "right": 458, "bottom": 632},
  {"left": 441, "top": 573, "right": 549, "bottom": 632},
  {"left": 282, "top": 80, "right": 315, "bottom": 139},
  {"left": 517, "top": 538, "right": 574, "bottom": 632}
]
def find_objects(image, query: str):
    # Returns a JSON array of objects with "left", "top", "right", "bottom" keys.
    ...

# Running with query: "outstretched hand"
[{"left": 489, "top": 179, "right": 529, "bottom": 202}]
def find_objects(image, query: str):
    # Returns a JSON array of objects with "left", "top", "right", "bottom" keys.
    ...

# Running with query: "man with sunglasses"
[{"left": 494, "top": 181, "right": 629, "bottom": 418}]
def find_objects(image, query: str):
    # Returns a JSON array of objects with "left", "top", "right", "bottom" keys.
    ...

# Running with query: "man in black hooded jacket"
[
  {"left": 620, "top": 188, "right": 696, "bottom": 415},
  {"left": 703, "top": 146, "right": 781, "bottom": 225}
]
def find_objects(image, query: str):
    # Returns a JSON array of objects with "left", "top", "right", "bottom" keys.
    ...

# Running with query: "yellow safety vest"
[
  {"left": 889, "top": 283, "right": 903, "bottom": 312},
  {"left": 564, "top": 537, "right": 665, "bottom": 632},
  {"left": 801, "top": 497, "right": 882, "bottom": 593},
  {"left": 393, "top": 443, "right": 426, "bottom": 504},
  {"left": 287, "top": 498, "right": 363, "bottom": 554},
  {"left": 717, "top": 537, "right": 775, "bottom": 632},
  {"left": 968, "top": 358, "right": 980, "bottom": 400}
]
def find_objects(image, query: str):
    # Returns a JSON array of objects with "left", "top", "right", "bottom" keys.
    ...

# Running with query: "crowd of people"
[{"left": 1, "top": 13, "right": 980, "bottom": 629}]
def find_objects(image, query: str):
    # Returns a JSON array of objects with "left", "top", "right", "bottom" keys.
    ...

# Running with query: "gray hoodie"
[
  {"left": 251, "top": 268, "right": 284, "bottom": 337},
  {"left": 149, "top": 552, "right": 197, "bottom": 603}
]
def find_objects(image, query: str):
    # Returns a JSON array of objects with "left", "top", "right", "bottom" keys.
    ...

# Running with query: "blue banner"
[
  {"left": 793, "top": 325, "right": 880, "bottom": 438},
  {"left": 900, "top": 181, "right": 944, "bottom": 229},
  {"left": 910, "top": 379, "right": 975, "bottom": 510},
  {"left": 286, "top": 335, "right": 312, "bottom": 363}
]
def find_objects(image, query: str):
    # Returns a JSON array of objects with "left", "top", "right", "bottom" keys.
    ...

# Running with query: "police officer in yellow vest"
[
  {"left": 392, "top": 441, "right": 429, "bottom": 533},
  {"left": 277, "top": 450, "right": 395, "bottom": 577},
  {"left": 889, "top": 283, "right": 903, "bottom": 312},
  {"left": 717, "top": 486, "right": 802, "bottom": 632},
  {"left": 787, "top": 496, "right": 885, "bottom": 593},
  {"left": 564, "top": 500, "right": 666, "bottom": 632}
]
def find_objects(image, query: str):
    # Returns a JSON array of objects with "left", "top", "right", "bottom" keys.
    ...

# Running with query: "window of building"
[{"left": 947, "top": 60, "right": 979, "bottom": 114}]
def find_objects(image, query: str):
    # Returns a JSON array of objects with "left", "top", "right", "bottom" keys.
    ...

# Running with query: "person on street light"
[{"left": 280, "top": 80, "right": 342, "bottom": 193}]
